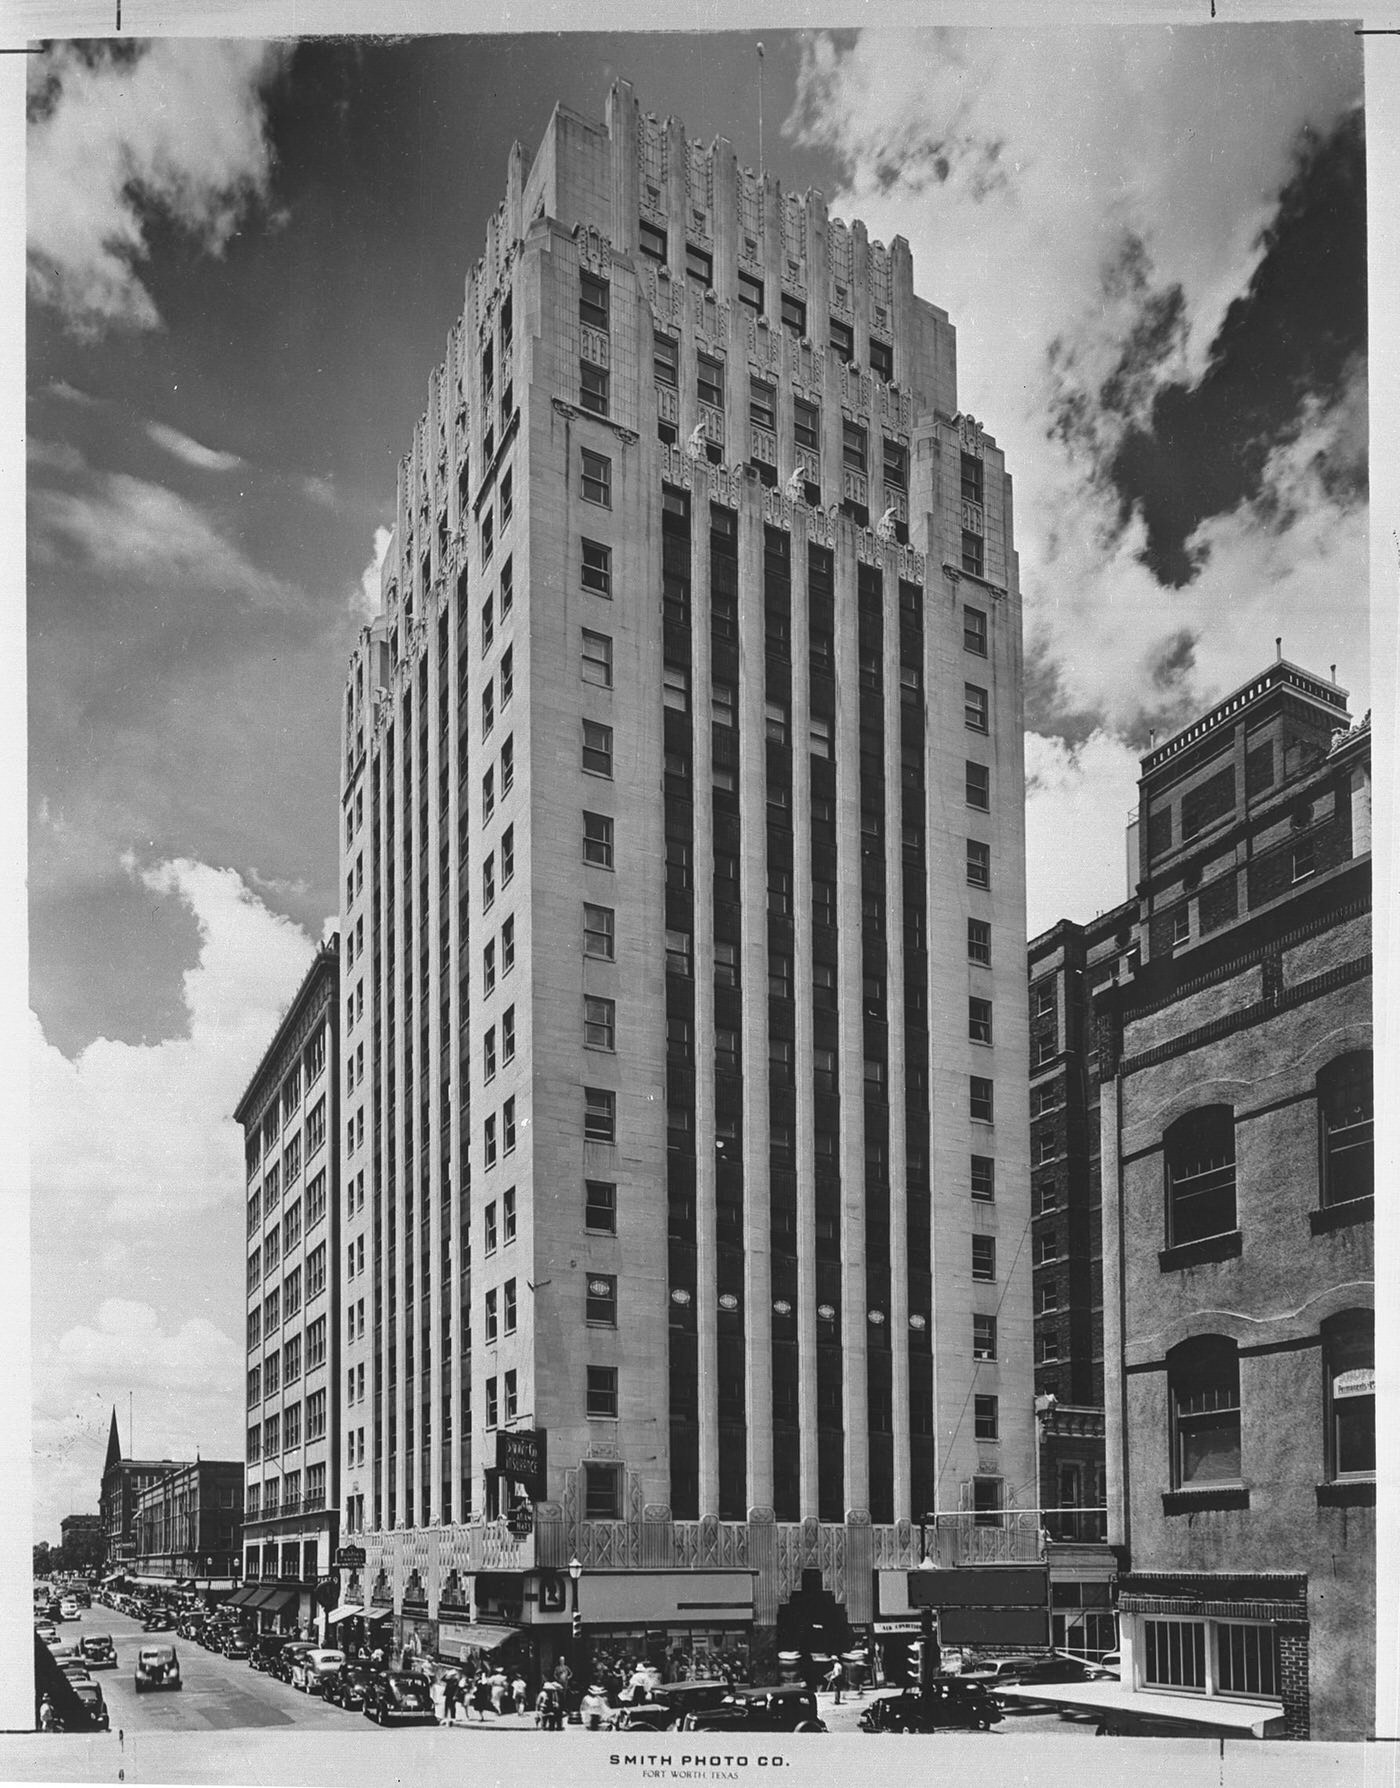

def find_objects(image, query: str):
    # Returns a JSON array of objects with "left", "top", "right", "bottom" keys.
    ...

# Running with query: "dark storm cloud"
[{"left": 1106, "top": 106, "right": 1366, "bottom": 587}]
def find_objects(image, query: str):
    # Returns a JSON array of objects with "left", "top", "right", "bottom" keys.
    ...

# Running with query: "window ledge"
[
  {"left": 1316, "top": 1479, "right": 1375, "bottom": 1508},
  {"left": 1310, "top": 1196, "right": 1373, "bottom": 1235},
  {"left": 1159, "top": 1230, "right": 1243, "bottom": 1272},
  {"left": 1162, "top": 1485, "right": 1250, "bottom": 1515}
]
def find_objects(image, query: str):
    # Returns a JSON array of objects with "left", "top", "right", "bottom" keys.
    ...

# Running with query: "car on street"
[
  {"left": 80, "top": 1635, "right": 117, "bottom": 1669},
  {"left": 134, "top": 1644, "right": 182, "bottom": 1693},
  {"left": 71, "top": 1681, "right": 110, "bottom": 1732},
  {"left": 59, "top": 1658, "right": 92, "bottom": 1684},
  {"left": 614, "top": 1680, "right": 733, "bottom": 1731},
  {"left": 35, "top": 1622, "right": 57, "bottom": 1644},
  {"left": 59, "top": 1599, "right": 80, "bottom": 1621},
  {"left": 271, "top": 1641, "right": 318, "bottom": 1684},
  {"left": 323, "top": 1663, "right": 375, "bottom": 1711},
  {"left": 221, "top": 1633, "right": 252, "bottom": 1660},
  {"left": 291, "top": 1648, "right": 347, "bottom": 1694},
  {"left": 682, "top": 1685, "right": 826, "bottom": 1733},
  {"left": 362, "top": 1671, "right": 437, "bottom": 1725},
  {"left": 859, "top": 1682, "right": 1002, "bottom": 1733},
  {"left": 1092, "top": 1652, "right": 1121, "bottom": 1679},
  {"left": 249, "top": 1635, "right": 289, "bottom": 1673},
  {"left": 142, "top": 1612, "right": 175, "bottom": 1632}
]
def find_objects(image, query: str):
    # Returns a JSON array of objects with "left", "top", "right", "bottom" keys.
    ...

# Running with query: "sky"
[{"left": 22, "top": 26, "right": 1369, "bottom": 1542}]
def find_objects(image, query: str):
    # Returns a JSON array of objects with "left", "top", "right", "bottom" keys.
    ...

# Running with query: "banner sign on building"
[
  {"left": 496, "top": 1428, "right": 547, "bottom": 1496},
  {"left": 906, "top": 1567, "right": 1048, "bottom": 1608},
  {"left": 336, "top": 1545, "right": 367, "bottom": 1568}
]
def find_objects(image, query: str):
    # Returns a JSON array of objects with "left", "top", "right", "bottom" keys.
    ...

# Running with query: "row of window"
[
  {"left": 245, "top": 1389, "right": 328, "bottom": 1463},
  {"left": 247, "top": 1034, "right": 328, "bottom": 1180},
  {"left": 247, "top": 1168, "right": 327, "bottom": 1243},
  {"left": 244, "top": 1466, "right": 327, "bottom": 1522},
  {"left": 247, "top": 1290, "right": 328, "bottom": 1358}
]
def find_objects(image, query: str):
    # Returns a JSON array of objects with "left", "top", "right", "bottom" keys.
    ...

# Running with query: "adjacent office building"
[
  {"left": 99, "top": 1410, "right": 178, "bottom": 1573},
  {"left": 336, "top": 81, "right": 1033, "bottom": 1675},
  {"left": 129, "top": 1461, "right": 244, "bottom": 1596},
  {"left": 234, "top": 939, "right": 342, "bottom": 1637}
]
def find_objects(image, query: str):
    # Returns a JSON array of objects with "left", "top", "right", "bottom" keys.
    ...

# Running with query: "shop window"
[
  {"left": 1164, "top": 1105, "right": 1236, "bottom": 1246},
  {"left": 1168, "top": 1334, "right": 1241, "bottom": 1488},
  {"left": 1318, "top": 1052, "right": 1373, "bottom": 1206}
]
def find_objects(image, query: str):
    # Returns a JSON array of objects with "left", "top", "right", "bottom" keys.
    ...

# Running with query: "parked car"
[
  {"left": 272, "top": 1642, "right": 318, "bottom": 1684},
  {"left": 683, "top": 1685, "right": 826, "bottom": 1733},
  {"left": 34, "top": 1622, "right": 57, "bottom": 1644},
  {"left": 860, "top": 1682, "right": 1002, "bottom": 1733},
  {"left": 323, "top": 1663, "right": 375, "bottom": 1711},
  {"left": 80, "top": 1634, "right": 117, "bottom": 1669},
  {"left": 142, "top": 1612, "right": 175, "bottom": 1633},
  {"left": 134, "top": 1645, "right": 182, "bottom": 1693},
  {"left": 71, "top": 1680, "right": 110, "bottom": 1732},
  {"left": 59, "top": 1599, "right": 80, "bottom": 1622},
  {"left": 1092, "top": 1652, "right": 1121, "bottom": 1680},
  {"left": 291, "top": 1648, "right": 346, "bottom": 1695},
  {"left": 249, "top": 1635, "right": 289, "bottom": 1673},
  {"left": 59, "top": 1659, "right": 92, "bottom": 1684},
  {"left": 221, "top": 1633, "right": 252, "bottom": 1660},
  {"left": 362, "top": 1671, "right": 437, "bottom": 1725},
  {"left": 615, "top": 1680, "right": 734, "bottom": 1731}
]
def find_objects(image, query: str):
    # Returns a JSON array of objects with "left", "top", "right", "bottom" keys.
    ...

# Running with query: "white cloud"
[
  {"left": 30, "top": 858, "right": 317, "bottom": 1227},
  {"left": 31, "top": 469, "right": 297, "bottom": 607},
  {"left": 302, "top": 473, "right": 339, "bottom": 509},
  {"left": 28, "top": 438, "right": 85, "bottom": 476},
  {"left": 27, "top": 40, "right": 287, "bottom": 336},
  {"left": 353, "top": 524, "right": 394, "bottom": 621},
  {"left": 1025, "top": 730, "right": 1142, "bottom": 934},
  {"left": 146, "top": 420, "right": 245, "bottom": 473}
]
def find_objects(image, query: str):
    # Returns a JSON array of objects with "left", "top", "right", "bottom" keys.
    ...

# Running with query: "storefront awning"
[
  {"left": 99, "top": 1572, "right": 124, "bottom": 1585},
  {"left": 365, "top": 1605, "right": 394, "bottom": 1624},
  {"left": 993, "top": 1680, "right": 1285, "bottom": 1737},
  {"left": 327, "top": 1604, "right": 363, "bottom": 1623},
  {"left": 225, "top": 1586, "right": 260, "bottom": 1608},
  {"left": 254, "top": 1586, "right": 301, "bottom": 1617},
  {"left": 437, "top": 1622, "right": 523, "bottom": 1655}
]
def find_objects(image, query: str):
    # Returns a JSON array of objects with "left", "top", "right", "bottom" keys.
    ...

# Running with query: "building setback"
[
  {"left": 337, "top": 81, "right": 1033, "bottom": 1676},
  {"left": 234, "top": 939, "right": 341, "bottom": 1638},
  {"left": 1098, "top": 663, "right": 1373, "bottom": 1739}
]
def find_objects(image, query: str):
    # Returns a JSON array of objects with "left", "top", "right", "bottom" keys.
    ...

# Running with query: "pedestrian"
[
  {"left": 38, "top": 1696, "right": 56, "bottom": 1733},
  {"left": 826, "top": 1657, "right": 844, "bottom": 1704},
  {"left": 512, "top": 1670, "right": 528, "bottom": 1714},
  {"left": 581, "top": 1683, "right": 609, "bottom": 1730},
  {"left": 471, "top": 1672, "right": 493, "bottom": 1722},
  {"left": 489, "top": 1665, "right": 509, "bottom": 1714},
  {"left": 442, "top": 1669, "right": 461, "bottom": 1725}
]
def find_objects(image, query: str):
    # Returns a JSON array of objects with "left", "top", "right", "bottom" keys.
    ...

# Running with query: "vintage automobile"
[
  {"left": 249, "top": 1634, "right": 290, "bottom": 1673},
  {"left": 79, "top": 1634, "right": 117, "bottom": 1670},
  {"left": 271, "top": 1641, "right": 318, "bottom": 1684},
  {"left": 290, "top": 1648, "right": 346, "bottom": 1695},
  {"left": 71, "top": 1680, "right": 110, "bottom": 1732},
  {"left": 220, "top": 1633, "right": 252, "bottom": 1660},
  {"left": 362, "top": 1671, "right": 437, "bottom": 1725},
  {"left": 859, "top": 1681, "right": 1003, "bottom": 1733},
  {"left": 614, "top": 1680, "right": 734, "bottom": 1732},
  {"left": 682, "top": 1685, "right": 826, "bottom": 1733},
  {"left": 323, "top": 1663, "right": 376, "bottom": 1711},
  {"left": 134, "top": 1644, "right": 181, "bottom": 1693}
]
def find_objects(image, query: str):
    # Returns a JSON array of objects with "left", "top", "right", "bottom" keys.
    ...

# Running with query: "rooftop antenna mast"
[{"left": 757, "top": 42, "right": 765, "bottom": 175}]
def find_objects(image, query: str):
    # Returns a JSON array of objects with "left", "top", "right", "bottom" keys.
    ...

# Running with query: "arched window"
[
  {"left": 1164, "top": 1106, "right": 1236, "bottom": 1246},
  {"left": 1323, "top": 1310, "right": 1374, "bottom": 1480},
  {"left": 1318, "top": 1053, "right": 1373, "bottom": 1206},
  {"left": 1168, "top": 1335, "right": 1241, "bottom": 1488}
]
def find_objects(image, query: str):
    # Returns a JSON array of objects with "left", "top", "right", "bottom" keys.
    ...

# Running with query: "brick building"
[
  {"left": 335, "top": 80, "right": 1035, "bottom": 1677},
  {"left": 130, "top": 1460, "right": 244, "bottom": 1595},
  {"left": 1098, "top": 663, "right": 1373, "bottom": 1738},
  {"left": 99, "top": 1408, "right": 177, "bottom": 1573}
]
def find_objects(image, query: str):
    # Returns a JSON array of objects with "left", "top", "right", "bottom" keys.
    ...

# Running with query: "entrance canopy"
[
  {"left": 438, "top": 1622, "right": 521, "bottom": 1651},
  {"left": 993, "top": 1680, "right": 1285, "bottom": 1737},
  {"left": 327, "top": 1604, "right": 363, "bottom": 1623},
  {"left": 225, "top": 1586, "right": 260, "bottom": 1609}
]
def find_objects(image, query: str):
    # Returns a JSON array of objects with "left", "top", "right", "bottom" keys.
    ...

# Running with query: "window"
[
  {"left": 587, "top": 1364, "right": 619, "bottom": 1417},
  {"left": 584, "top": 1087, "right": 616, "bottom": 1144},
  {"left": 481, "top": 508, "right": 494, "bottom": 564},
  {"left": 580, "top": 361, "right": 609, "bottom": 417},
  {"left": 482, "top": 681, "right": 495, "bottom": 737},
  {"left": 713, "top": 940, "right": 739, "bottom": 989},
  {"left": 484, "top": 1202, "right": 498, "bottom": 1255},
  {"left": 738, "top": 269, "right": 764, "bottom": 313},
  {"left": 306, "top": 1389, "right": 326, "bottom": 1442},
  {"left": 809, "top": 715, "right": 833, "bottom": 760},
  {"left": 842, "top": 419, "right": 867, "bottom": 473},
  {"left": 1165, "top": 1106, "right": 1236, "bottom": 1247},
  {"left": 639, "top": 219, "right": 667, "bottom": 263},
  {"left": 749, "top": 378, "right": 776, "bottom": 431},
  {"left": 500, "top": 645, "right": 513, "bottom": 705},
  {"left": 483, "top": 939, "right": 496, "bottom": 993},
  {"left": 964, "top": 606, "right": 988, "bottom": 656},
  {"left": 482, "top": 852, "right": 496, "bottom": 911},
  {"left": 581, "top": 537, "right": 612, "bottom": 595},
  {"left": 970, "top": 1076, "right": 994, "bottom": 1124},
  {"left": 971, "top": 1155, "right": 995, "bottom": 1202},
  {"left": 484, "top": 1026, "right": 497, "bottom": 1081},
  {"left": 579, "top": 270, "right": 609, "bottom": 330},
  {"left": 306, "top": 1316, "right": 326, "bottom": 1368},
  {"left": 697, "top": 352, "right": 724, "bottom": 411},
  {"left": 780, "top": 292, "right": 806, "bottom": 336},
  {"left": 502, "top": 915, "right": 515, "bottom": 971},
  {"left": 1324, "top": 1311, "right": 1375, "bottom": 1478},
  {"left": 1319, "top": 1052, "right": 1373, "bottom": 1205},
  {"left": 870, "top": 337, "right": 894, "bottom": 382},
  {"left": 585, "top": 1179, "right": 616, "bottom": 1234},
  {"left": 964, "top": 683, "right": 990, "bottom": 733},
  {"left": 968, "top": 918, "right": 991, "bottom": 965},
  {"left": 969, "top": 997, "right": 993, "bottom": 1045},
  {"left": 583, "top": 902, "right": 615, "bottom": 960},
  {"left": 482, "top": 765, "right": 495, "bottom": 820},
  {"left": 504, "top": 1368, "right": 518, "bottom": 1421},
  {"left": 583, "top": 811, "right": 614, "bottom": 868},
  {"left": 962, "top": 529, "right": 985, "bottom": 578},
  {"left": 586, "top": 1273, "right": 617, "bottom": 1326},
  {"left": 967, "top": 840, "right": 991, "bottom": 889},
  {"left": 793, "top": 396, "right": 820, "bottom": 452},
  {"left": 305, "top": 1099, "right": 325, "bottom": 1158},
  {"left": 685, "top": 242, "right": 713, "bottom": 288},
  {"left": 974, "top": 1394, "right": 999, "bottom": 1441},
  {"left": 764, "top": 700, "right": 789, "bottom": 746},
  {"left": 583, "top": 1460, "right": 623, "bottom": 1519},
  {"left": 283, "top": 1266, "right": 302, "bottom": 1316},
  {"left": 501, "top": 824, "right": 514, "bottom": 885},
  {"left": 584, "top": 996, "right": 616, "bottom": 1051},
  {"left": 264, "top": 1351, "right": 280, "bottom": 1396},
  {"left": 665, "top": 929, "right": 692, "bottom": 977},
  {"left": 502, "top": 1006, "right": 516, "bottom": 1063},
  {"left": 966, "top": 761, "right": 990, "bottom": 811},
  {"left": 582, "top": 629, "right": 613, "bottom": 687},
  {"left": 830, "top": 317, "right": 855, "bottom": 361},
  {"left": 582, "top": 720, "right": 613, "bottom": 778},
  {"left": 972, "top": 1235, "right": 997, "bottom": 1281},
  {"left": 1173, "top": 907, "right": 1190, "bottom": 946},
  {"left": 1169, "top": 1335, "right": 1241, "bottom": 1487},
  {"left": 502, "top": 1184, "right": 516, "bottom": 1243},
  {"left": 882, "top": 436, "right": 907, "bottom": 488},
  {"left": 581, "top": 448, "right": 611, "bottom": 507},
  {"left": 485, "top": 1287, "right": 499, "bottom": 1342},
  {"left": 972, "top": 1476, "right": 1003, "bottom": 1527},
  {"left": 653, "top": 332, "right": 679, "bottom": 391},
  {"left": 484, "top": 1115, "right": 498, "bottom": 1169},
  {"left": 500, "top": 553, "right": 514, "bottom": 613},
  {"left": 503, "top": 1278, "right": 517, "bottom": 1334},
  {"left": 485, "top": 1377, "right": 498, "bottom": 1428},
  {"left": 663, "top": 662, "right": 690, "bottom": 712}
]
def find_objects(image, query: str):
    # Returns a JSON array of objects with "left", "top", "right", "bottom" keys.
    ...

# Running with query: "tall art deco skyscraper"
[{"left": 335, "top": 82, "right": 1032, "bottom": 1673}]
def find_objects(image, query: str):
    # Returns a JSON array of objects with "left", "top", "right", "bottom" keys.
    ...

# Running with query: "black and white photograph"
[{"left": 8, "top": 9, "right": 1391, "bottom": 1784}]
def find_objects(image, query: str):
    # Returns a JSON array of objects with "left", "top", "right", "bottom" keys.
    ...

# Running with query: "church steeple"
[{"left": 104, "top": 1407, "right": 122, "bottom": 1473}]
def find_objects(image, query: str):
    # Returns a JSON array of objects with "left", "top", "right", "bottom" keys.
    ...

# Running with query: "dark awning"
[
  {"left": 257, "top": 1586, "right": 301, "bottom": 1617},
  {"left": 224, "top": 1586, "right": 258, "bottom": 1608}
]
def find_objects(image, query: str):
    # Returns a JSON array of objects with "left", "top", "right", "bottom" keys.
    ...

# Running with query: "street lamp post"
[
  {"left": 568, "top": 1555, "right": 585, "bottom": 1708},
  {"left": 915, "top": 1517, "right": 940, "bottom": 1702}
]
